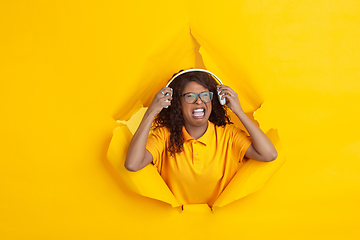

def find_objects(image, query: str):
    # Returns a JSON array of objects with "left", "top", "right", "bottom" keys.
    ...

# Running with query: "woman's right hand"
[
  {"left": 147, "top": 87, "right": 173, "bottom": 116},
  {"left": 125, "top": 87, "right": 172, "bottom": 172},
  {"left": 126, "top": 87, "right": 172, "bottom": 172}
]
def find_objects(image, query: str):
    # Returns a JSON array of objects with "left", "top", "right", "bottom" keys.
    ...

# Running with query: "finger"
[
  {"left": 217, "top": 85, "right": 237, "bottom": 95},
  {"left": 219, "top": 90, "right": 232, "bottom": 97},
  {"left": 221, "top": 92, "right": 237, "bottom": 101},
  {"left": 161, "top": 99, "right": 172, "bottom": 107},
  {"left": 156, "top": 88, "right": 168, "bottom": 97},
  {"left": 159, "top": 91, "right": 173, "bottom": 99},
  {"left": 160, "top": 95, "right": 172, "bottom": 101},
  {"left": 221, "top": 94, "right": 230, "bottom": 101},
  {"left": 219, "top": 89, "right": 238, "bottom": 97},
  {"left": 217, "top": 85, "right": 230, "bottom": 90},
  {"left": 160, "top": 87, "right": 173, "bottom": 96},
  {"left": 164, "top": 100, "right": 171, "bottom": 106},
  {"left": 218, "top": 85, "right": 233, "bottom": 91},
  {"left": 158, "top": 95, "right": 172, "bottom": 108}
]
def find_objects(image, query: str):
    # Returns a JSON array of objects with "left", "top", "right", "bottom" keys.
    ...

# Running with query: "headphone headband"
[{"left": 166, "top": 69, "right": 223, "bottom": 87}]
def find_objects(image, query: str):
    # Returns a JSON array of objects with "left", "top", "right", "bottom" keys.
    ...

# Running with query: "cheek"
[{"left": 207, "top": 103, "right": 212, "bottom": 114}]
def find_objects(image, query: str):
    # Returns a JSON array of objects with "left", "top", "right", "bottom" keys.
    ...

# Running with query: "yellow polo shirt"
[{"left": 146, "top": 121, "right": 252, "bottom": 206}]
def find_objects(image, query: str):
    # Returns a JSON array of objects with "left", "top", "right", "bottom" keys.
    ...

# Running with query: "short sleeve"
[
  {"left": 228, "top": 125, "right": 252, "bottom": 164},
  {"left": 146, "top": 127, "right": 168, "bottom": 169}
]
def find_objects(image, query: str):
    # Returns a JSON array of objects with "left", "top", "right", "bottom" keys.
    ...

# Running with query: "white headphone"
[{"left": 164, "top": 69, "right": 226, "bottom": 107}]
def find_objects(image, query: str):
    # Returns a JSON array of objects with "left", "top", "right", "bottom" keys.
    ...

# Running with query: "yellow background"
[{"left": 1, "top": 0, "right": 360, "bottom": 239}]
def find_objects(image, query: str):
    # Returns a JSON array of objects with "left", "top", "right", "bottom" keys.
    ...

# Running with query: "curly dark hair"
[{"left": 153, "top": 70, "right": 232, "bottom": 155}]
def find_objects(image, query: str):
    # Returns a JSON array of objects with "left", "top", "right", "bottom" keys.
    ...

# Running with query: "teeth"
[{"left": 193, "top": 108, "right": 205, "bottom": 117}]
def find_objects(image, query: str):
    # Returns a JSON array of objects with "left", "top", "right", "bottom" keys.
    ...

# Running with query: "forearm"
[
  {"left": 216, "top": 84, "right": 277, "bottom": 161},
  {"left": 124, "top": 86, "right": 172, "bottom": 171},
  {"left": 124, "top": 110, "right": 156, "bottom": 171},
  {"left": 234, "top": 110, "right": 277, "bottom": 160}
]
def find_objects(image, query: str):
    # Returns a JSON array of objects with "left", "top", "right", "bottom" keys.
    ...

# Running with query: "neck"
[{"left": 184, "top": 122, "right": 209, "bottom": 140}]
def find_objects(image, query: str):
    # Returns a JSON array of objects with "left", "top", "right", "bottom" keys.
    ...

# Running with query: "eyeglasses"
[{"left": 181, "top": 91, "right": 213, "bottom": 104}]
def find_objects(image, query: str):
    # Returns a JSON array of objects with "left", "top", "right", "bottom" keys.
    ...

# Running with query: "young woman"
[{"left": 125, "top": 69, "right": 277, "bottom": 206}]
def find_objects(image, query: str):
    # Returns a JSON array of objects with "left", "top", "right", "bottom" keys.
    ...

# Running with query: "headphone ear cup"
[{"left": 218, "top": 90, "right": 226, "bottom": 105}]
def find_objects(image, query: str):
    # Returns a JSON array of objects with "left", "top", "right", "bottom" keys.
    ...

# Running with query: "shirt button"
[
  {"left": 195, "top": 153, "right": 198, "bottom": 155},
  {"left": 194, "top": 141, "right": 197, "bottom": 144}
]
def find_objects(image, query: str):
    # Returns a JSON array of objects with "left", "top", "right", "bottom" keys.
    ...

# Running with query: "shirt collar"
[{"left": 182, "top": 121, "right": 214, "bottom": 146}]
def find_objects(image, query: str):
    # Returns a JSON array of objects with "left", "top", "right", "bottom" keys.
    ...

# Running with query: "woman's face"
[{"left": 180, "top": 81, "right": 212, "bottom": 128}]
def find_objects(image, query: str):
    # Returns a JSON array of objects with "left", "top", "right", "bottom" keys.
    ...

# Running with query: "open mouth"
[{"left": 192, "top": 107, "right": 205, "bottom": 118}]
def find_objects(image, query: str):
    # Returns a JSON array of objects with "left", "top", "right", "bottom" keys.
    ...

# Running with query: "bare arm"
[
  {"left": 218, "top": 85, "right": 277, "bottom": 162},
  {"left": 124, "top": 87, "right": 173, "bottom": 171}
]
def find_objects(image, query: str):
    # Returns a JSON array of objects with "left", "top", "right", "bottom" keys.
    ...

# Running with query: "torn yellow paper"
[
  {"left": 213, "top": 129, "right": 285, "bottom": 207},
  {"left": 3, "top": 0, "right": 359, "bottom": 238},
  {"left": 107, "top": 123, "right": 180, "bottom": 208},
  {"left": 107, "top": 100, "right": 284, "bottom": 209}
]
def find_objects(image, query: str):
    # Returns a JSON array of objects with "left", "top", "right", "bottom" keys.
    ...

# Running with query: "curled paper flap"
[
  {"left": 213, "top": 129, "right": 286, "bottom": 207},
  {"left": 106, "top": 24, "right": 285, "bottom": 210},
  {"left": 107, "top": 117, "right": 284, "bottom": 209},
  {"left": 107, "top": 123, "right": 181, "bottom": 207}
]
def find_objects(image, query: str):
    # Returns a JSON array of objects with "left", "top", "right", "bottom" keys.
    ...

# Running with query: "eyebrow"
[{"left": 182, "top": 91, "right": 211, "bottom": 95}]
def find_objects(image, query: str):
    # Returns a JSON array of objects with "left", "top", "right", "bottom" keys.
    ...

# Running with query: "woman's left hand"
[{"left": 217, "top": 85, "right": 243, "bottom": 114}]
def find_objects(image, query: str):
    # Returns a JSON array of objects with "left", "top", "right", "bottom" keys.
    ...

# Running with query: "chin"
[{"left": 191, "top": 117, "right": 209, "bottom": 127}]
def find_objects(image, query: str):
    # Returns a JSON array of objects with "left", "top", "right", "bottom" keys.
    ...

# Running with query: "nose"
[{"left": 195, "top": 94, "right": 203, "bottom": 104}]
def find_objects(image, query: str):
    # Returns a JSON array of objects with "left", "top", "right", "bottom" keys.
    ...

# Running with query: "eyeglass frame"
[{"left": 181, "top": 91, "right": 214, "bottom": 104}]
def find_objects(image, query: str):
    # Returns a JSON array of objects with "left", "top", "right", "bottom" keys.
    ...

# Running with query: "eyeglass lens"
[{"left": 184, "top": 92, "right": 213, "bottom": 104}]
